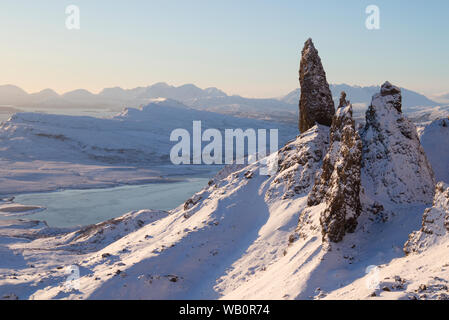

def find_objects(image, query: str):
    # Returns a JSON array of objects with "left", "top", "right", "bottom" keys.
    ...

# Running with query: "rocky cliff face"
[
  {"left": 306, "top": 92, "right": 362, "bottom": 242},
  {"left": 298, "top": 38, "right": 335, "bottom": 133},
  {"left": 404, "top": 182, "right": 449, "bottom": 255},
  {"left": 361, "top": 82, "right": 435, "bottom": 205}
]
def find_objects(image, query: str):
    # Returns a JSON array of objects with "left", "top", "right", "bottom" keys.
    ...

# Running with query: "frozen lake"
[{"left": 0, "top": 177, "right": 210, "bottom": 228}]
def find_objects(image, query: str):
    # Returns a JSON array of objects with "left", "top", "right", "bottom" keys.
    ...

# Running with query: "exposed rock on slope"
[
  {"left": 306, "top": 92, "right": 362, "bottom": 242},
  {"left": 267, "top": 125, "right": 329, "bottom": 201},
  {"left": 298, "top": 38, "right": 335, "bottom": 133},
  {"left": 404, "top": 182, "right": 449, "bottom": 255},
  {"left": 361, "top": 82, "right": 435, "bottom": 205}
]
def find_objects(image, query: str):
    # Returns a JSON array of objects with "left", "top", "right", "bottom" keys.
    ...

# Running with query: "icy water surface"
[{"left": 1, "top": 178, "right": 210, "bottom": 228}]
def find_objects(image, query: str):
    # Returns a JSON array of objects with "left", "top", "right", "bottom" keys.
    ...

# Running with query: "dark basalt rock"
[
  {"left": 298, "top": 38, "right": 335, "bottom": 133},
  {"left": 379, "top": 81, "right": 402, "bottom": 112}
]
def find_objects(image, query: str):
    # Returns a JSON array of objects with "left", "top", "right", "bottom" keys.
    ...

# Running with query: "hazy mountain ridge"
[{"left": 0, "top": 83, "right": 442, "bottom": 125}]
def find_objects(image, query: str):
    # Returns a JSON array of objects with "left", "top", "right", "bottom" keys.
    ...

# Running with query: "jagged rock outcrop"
[
  {"left": 404, "top": 182, "right": 449, "bottom": 255},
  {"left": 306, "top": 92, "right": 362, "bottom": 242},
  {"left": 361, "top": 82, "right": 435, "bottom": 204},
  {"left": 298, "top": 38, "right": 335, "bottom": 133},
  {"left": 267, "top": 125, "right": 329, "bottom": 201}
]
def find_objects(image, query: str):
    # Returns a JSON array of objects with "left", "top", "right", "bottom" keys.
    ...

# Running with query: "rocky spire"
[
  {"left": 298, "top": 38, "right": 335, "bottom": 133},
  {"left": 306, "top": 92, "right": 362, "bottom": 242},
  {"left": 361, "top": 81, "right": 435, "bottom": 205}
]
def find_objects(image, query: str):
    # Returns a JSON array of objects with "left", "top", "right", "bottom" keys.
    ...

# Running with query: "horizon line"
[{"left": 0, "top": 82, "right": 446, "bottom": 101}]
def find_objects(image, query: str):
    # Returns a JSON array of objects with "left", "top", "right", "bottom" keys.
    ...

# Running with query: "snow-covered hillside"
[
  {"left": 1, "top": 81, "right": 447, "bottom": 300},
  {"left": 326, "top": 182, "right": 449, "bottom": 300},
  {"left": 0, "top": 99, "right": 296, "bottom": 195}
]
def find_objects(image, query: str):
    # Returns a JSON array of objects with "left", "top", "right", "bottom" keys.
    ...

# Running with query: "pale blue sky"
[{"left": 0, "top": 0, "right": 448, "bottom": 97}]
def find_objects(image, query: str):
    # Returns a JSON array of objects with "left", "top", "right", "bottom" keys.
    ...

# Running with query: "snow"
[
  {"left": 361, "top": 85, "right": 435, "bottom": 205},
  {"left": 0, "top": 99, "right": 296, "bottom": 196},
  {"left": 0, "top": 86, "right": 448, "bottom": 300},
  {"left": 420, "top": 118, "right": 449, "bottom": 183},
  {"left": 404, "top": 182, "right": 449, "bottom": 255},
  {"left": 327, "top": 183, "right": 449, "bottom": 300},
  {"left": 0, "top": 117, "right": 447, "bottom": 300}
]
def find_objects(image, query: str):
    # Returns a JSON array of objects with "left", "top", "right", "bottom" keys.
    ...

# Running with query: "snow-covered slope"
[
  {"left": 0, "top": 125, "right": 330, "bottom": 300},
  {"left": 1, "top": 81, "right": 447, "bottom": 300},
  {"left": 420, "top": 118, "right": 449, "bottom": 183},
  {"left": 404, "top": 182, "right": 449, "bottom": 255},
  {"left": 326, "top": 183, "right": 449, "bottom": 300}
]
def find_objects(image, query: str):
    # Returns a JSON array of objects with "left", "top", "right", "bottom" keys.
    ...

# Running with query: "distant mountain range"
[
  {"left": 0, "top": 83, "right": 443, "bottom": 123},
  {"left": 282, "top": 84, "right": 439, "bottom": 108},
  {"left": 433, "top": 92, "right": 449, "bottom": 104}
]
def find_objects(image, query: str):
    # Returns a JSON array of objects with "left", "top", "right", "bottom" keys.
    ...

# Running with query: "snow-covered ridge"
[
  {"left": 404, "top": 182, "right": 449, "bottom": 255},
  {"left": 361, "top": 82, "right": 435, "bottom": 205}
]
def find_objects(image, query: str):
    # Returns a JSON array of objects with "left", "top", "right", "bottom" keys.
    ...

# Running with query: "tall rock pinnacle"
[
  {"left": 307, "top": 92, "right": 362, "bottom": 242},
  {"left": 298, "top": 38, "right": 335, "bottom": 133}
]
